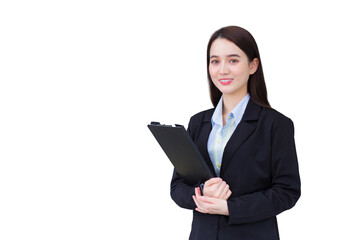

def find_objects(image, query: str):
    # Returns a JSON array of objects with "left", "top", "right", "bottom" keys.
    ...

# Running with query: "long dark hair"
[{"left": 207, "top": 26, "right": 271, "bottom": 108}]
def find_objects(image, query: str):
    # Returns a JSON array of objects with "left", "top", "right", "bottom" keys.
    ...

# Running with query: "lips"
[{"left": 219, "top": 78, "right": 233, "bottom": 85}]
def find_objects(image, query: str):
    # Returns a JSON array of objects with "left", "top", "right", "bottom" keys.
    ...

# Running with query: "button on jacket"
[{"left": 170, "top": 99, "right": 301, "bottom": 240}]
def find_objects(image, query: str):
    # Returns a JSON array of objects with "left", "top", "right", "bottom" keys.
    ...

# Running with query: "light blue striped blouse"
[{"left": 207, "top": 94, "right": 250, "bottom": 176}]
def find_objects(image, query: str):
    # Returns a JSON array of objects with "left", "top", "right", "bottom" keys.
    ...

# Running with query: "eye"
[
  {"left": 229, "top": 59, "right": 239, "bottom": 63},
  {"left": 210, "top": 59, "right": 219, "bottom": 64}
]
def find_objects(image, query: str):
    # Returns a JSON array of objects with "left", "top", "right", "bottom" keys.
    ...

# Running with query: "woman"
[{"left": 170, "top": 26, "right": 301, "bottom": 240}]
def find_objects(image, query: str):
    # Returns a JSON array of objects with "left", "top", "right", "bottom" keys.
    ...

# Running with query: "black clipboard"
[{"left": 148, "top": 122, "right": 213, "bottom": 185}]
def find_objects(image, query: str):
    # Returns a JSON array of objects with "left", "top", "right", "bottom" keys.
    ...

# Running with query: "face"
[{"left": 209, "top": 38, "right": 258, "bottom": 99}]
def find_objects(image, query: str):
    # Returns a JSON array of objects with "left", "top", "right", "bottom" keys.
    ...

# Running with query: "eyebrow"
[{"left": 210, "top": 54, "right": 241, "bottom": 58}]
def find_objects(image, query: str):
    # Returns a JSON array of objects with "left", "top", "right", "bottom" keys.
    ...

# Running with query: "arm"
[
  {"left": 170, "top": 115, "right": 232, "bottom": 209},
  {"left": 172, "top": 173, "right": 232, "bottom": 211},
  {"left": 170, "top": 116, "right": 199, "bottom": 210},
  {"left": 226, "top": 116, "right": 301, "bottom": 224},
  {"left": 170, "top": 168, "right": 198, "bottom": 210},
  {"left": 171, "top": 163, "right": 232, "bottom": 210}
]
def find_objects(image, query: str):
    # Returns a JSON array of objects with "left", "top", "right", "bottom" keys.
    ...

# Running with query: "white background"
[{"left": 1, "top": 0, "right": 359, "bottom": 239}]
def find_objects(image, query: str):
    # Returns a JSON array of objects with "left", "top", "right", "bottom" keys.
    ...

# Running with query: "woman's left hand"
[{"left": 193, "top": 187, "right": 229, "bottom": 216}]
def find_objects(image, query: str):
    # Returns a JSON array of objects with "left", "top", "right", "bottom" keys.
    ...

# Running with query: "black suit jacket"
[{"left": 170, "top": 99, "right": 301, "bottom": 240}]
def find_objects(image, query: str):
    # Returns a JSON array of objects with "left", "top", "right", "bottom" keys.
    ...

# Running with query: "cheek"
[
  {"left": 209, "top": 70, "right": 218, "bottom": 86},
  {"left": 209, "top": 65, "right": 217, "bottom": 78},
  {"left": 232, "top": 65, "right": 250, "bottom": 79}
]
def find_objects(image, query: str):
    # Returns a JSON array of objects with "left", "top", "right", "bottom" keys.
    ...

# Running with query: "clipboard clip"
[{"left": 150, "top": 122, "right": 184, "bottom": 128}]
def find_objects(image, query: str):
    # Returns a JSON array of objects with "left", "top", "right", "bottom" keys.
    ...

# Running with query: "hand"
[
  {"left": 203, "top": 177, "right": 232, "bottom": 200},
  {"left": 193, "top": 187, "right": 229, "bottom": 215}
]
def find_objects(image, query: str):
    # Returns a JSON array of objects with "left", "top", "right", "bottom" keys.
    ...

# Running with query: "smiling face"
[{"left": 209, "top": 38, "right": 258, "bottom": 100}]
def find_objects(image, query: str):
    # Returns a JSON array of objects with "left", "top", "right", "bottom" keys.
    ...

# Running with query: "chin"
[
  {"left": 219, "top": 87, "right": 247, "bottom": 97},
  {"left": 217, "top": 86, "right": 238, "bottom": 95}
]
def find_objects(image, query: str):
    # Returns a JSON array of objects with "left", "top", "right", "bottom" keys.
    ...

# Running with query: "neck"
[{"left": 222, "top": 91, "right": 248, "bottom": 118}]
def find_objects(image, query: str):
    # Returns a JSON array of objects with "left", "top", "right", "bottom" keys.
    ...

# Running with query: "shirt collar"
[{"left": 211, "top": 94, "right": 250, "bottom": 126}]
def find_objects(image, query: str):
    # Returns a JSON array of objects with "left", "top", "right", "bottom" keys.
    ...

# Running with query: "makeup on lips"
[{"left": 219, "top": 78, "right": 233, "bottom": 85}]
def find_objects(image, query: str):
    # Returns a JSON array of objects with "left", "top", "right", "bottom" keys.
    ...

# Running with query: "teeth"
[{"left": 220, "top": 79, "right": 232, "bottom": 82}]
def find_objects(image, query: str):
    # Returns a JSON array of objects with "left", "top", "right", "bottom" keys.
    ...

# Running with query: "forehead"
[{"left": 210, "top": 38, "right": 244, "bottom": 56}]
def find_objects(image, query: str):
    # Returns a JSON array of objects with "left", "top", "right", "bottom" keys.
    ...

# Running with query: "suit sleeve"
[
  {"left": 170, "top": 116, "right": 198, "bottom": 210},
  {"left": 227, "top": 116, "right": 301, "bottom": 224}
]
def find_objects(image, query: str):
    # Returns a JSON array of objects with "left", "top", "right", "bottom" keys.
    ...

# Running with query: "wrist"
[{"left": 220, "top": 199, "right": 229, "bottom": 216}]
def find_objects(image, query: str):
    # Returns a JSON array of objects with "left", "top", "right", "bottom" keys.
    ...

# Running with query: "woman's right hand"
[{"left": 202, "top": 177, "right": 232, "bottom": 200}]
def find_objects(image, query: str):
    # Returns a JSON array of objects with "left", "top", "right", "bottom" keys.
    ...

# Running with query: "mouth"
[{"left": 219, "top": 78, "right": 233, "bottom": 85}]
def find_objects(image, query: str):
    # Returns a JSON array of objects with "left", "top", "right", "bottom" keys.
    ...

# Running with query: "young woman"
[{"left": 170, "top": 26, "right": 301, "bottom": 240}]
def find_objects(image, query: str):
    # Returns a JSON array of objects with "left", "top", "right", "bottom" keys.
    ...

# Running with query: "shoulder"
[
  {"left": 189, "top": 108, "right": 214, "bottom": 124},
  {"left": 186, "top": 108, "right": 214, "bottom": 136},
  {"left": 262, "top": 107, "right": 292, "bottom": 123},
  {"left": 244, "top": 98, "right": 295, "bottom": 133},
  {"left": 259, "top": 105, "right": 295, "bottom": 134},
  {"left": 244, "top": 98, "right": 294, "bottom": 125}
]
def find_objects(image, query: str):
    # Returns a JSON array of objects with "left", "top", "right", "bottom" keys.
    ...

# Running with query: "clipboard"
[{"left": 148, "top": 122, "right": 214, "bottom": 185}]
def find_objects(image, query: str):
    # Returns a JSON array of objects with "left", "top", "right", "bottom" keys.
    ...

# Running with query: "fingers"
[
  {"left": 193, "top": 200, "right": 207, "bottom": 213},
  {"left": 192, "top": 195, "right": 228, "bottom": 215},
  {"left": 217, "top": 181, "right": 227, "bottom": 194},
  {"left": 203, "top": 178, "right": 223, "bottom": 197},
  {"left": 203, "top": 178, "right": 232, "bottom": 199},
  {"left": 213, "top": 181, "right": 231, "bottom": 200},
  {"left": 193, "top": 195, "right": 206, "bottom": 213},
  {"left": 192, "top": 195, "right": 214, "bottom": 213},
  {"left": 204, "top": 177, "right": 222, "bottom": 188},
  {"left": 224, "top": 189, "right": 232, "bottom": 200},
  {"left": 217, "top": 182, "right": 230, "bottom": 199},
  {"left": 195, "top": 187, "right": 201, "bottom": 197},
  {"left": 196, "top": 195, "right": 214, "bottom": 204}
]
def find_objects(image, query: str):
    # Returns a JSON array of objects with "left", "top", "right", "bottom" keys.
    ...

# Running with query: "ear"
[{"left": 249, "top": 58, "right": 259, "bottom": 75}]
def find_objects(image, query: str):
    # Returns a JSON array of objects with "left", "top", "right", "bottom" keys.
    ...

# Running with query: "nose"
[{"left": 219, "top": 62, "right": 229, "bottom": 75}]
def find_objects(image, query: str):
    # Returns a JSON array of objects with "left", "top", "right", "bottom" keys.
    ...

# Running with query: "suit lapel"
[
  {"left": 220, "top": 99, "right": 262, "bottom": 176},
  {"left": 197, "top": 109, "right": 217, "bottom": 177}
]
